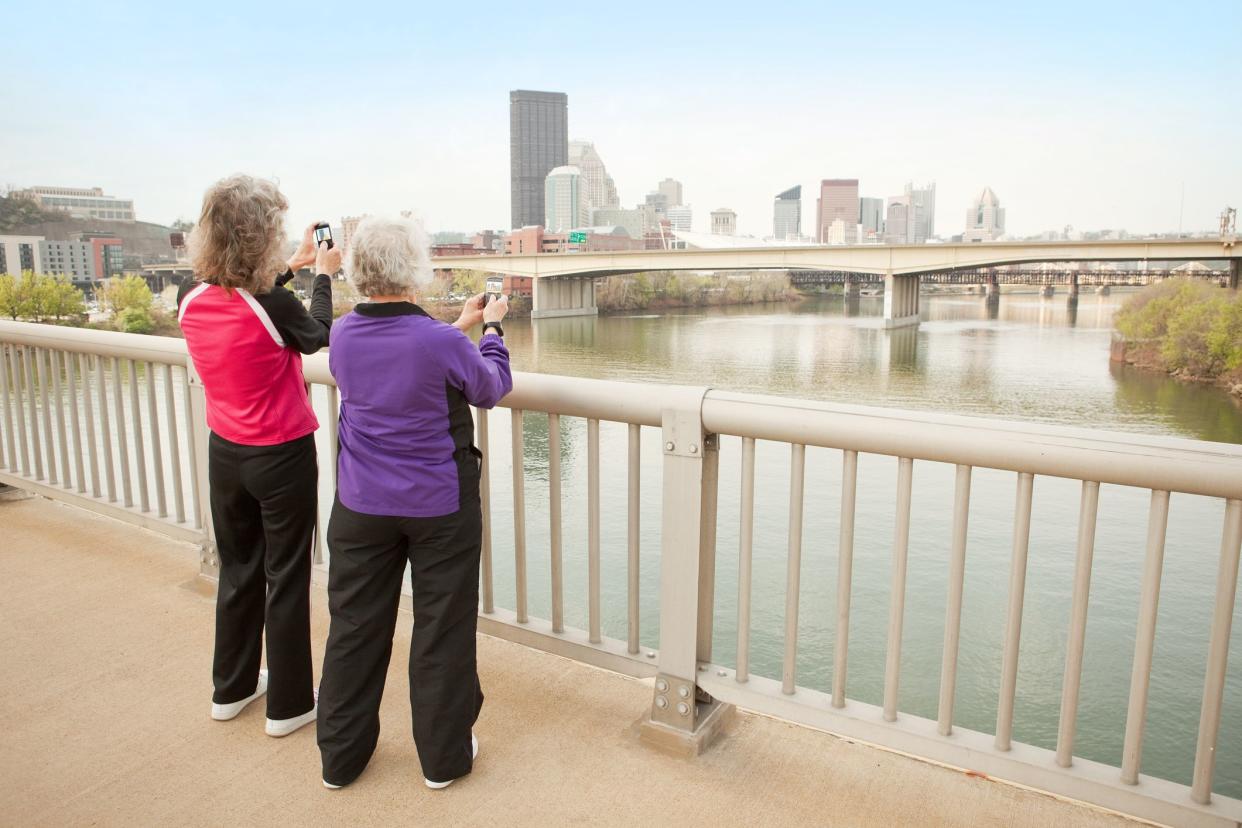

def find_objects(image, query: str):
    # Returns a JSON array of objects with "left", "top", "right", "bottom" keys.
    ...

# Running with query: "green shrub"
[
  {"left": 116, "top": 306, "right": 154, "bottom": 335},
  {"left": 1116, "top": 278, "right": 1242, "bottom": 379}
]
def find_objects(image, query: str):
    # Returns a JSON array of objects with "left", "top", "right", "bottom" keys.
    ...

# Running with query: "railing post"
[
  {"left": 185, "top": 356, "right": 218, "bottom": 579},
  {"left": 641, "top": 386, "right": 733, "bottom": 755}
]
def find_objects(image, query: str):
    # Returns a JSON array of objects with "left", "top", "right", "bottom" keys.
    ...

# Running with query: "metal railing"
[{"left": 1, "top": 319, "right": 1240, "bottom": 828}]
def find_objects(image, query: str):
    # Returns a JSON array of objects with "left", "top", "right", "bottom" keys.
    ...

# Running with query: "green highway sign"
[{"left": 568, "top": 231, "right": 587, "bottom": 243}]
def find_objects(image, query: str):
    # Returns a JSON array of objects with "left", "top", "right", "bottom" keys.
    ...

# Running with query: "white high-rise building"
[
  {"left": 666, "top": 205, "right": 693, "bottom": 233},
  {"left": 711, "top": 208, "right": 737, "bottom": 236},
  {"left": 883, "top": 183, "right": 936, "bottom": 244},
  {"left": 963, "top": 187, "right": 1005, "bottom": 242},
  {"left": 544, "top": 166, "right": 588, "bottom": 231},
  {"left": 568, "top": 141, "right": 619, "bottom": 215},
  {"left": 773, "top": 186, "right": 801, "bottom": 240}
]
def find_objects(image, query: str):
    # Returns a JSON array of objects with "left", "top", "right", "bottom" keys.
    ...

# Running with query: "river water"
[{"left": 470, "top": 290, "right": 1242, "bottom": 798}]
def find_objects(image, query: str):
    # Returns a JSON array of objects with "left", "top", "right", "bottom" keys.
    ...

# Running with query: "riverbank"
[{"left": 1111, "top": 279, "right": 1242, "bottom": 400}]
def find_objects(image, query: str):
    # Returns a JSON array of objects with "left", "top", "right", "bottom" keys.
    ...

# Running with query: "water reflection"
[{"left": 509, "top": 291, "right": 1242, "bottom": 444}]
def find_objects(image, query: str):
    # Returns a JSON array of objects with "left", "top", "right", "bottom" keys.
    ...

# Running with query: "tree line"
[{"left": 0, "top": 272, "right": 161, "bottom": 334}]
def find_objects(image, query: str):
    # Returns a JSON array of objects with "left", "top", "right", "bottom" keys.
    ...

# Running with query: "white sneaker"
[
  {"left": 267, "top": 705, "right": 317, "bottom": 737},
  {"left": 211, "top": 670, "right": 268, "bottom": 721},
  {"left": 424, "top": 733, "right": 479, "bottom": 789}
]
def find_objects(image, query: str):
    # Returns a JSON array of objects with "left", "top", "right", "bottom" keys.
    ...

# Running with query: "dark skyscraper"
[{"left": 510, "top": 90, "right": 568, "bottom": 229}]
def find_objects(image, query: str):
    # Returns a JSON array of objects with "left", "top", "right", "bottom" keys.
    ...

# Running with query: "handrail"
[{"left": 0, "top": 320, "right": 189, "bottom": 365}]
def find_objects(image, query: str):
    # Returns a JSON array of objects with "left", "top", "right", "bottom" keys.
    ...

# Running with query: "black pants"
[
  {"left": 317, "top": 468, "right": 484, "bottom": 787},
  {"left": 209, "top": 432, "right": 317, "bottom": 721}
]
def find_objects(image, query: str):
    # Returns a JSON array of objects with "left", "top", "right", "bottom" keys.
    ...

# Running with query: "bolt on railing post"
[
  {"left": 647, "top": 386, "right": 726, "bottom": 739},
  {"left": 185, "top": 356, "right": 218, "bottom": 578}
]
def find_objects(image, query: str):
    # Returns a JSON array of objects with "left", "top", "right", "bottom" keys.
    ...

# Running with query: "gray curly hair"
[
  {"left": 188, "top": 174, "right": 288, "bottom": 294},
  {"left": 346, "top": 216, "right": 433, "bottom": 297}
]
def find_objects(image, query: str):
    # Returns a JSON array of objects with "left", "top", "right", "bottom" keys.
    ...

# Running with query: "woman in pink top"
[{"left": 178, "top": 175, "right": 340, "bottom": 737}]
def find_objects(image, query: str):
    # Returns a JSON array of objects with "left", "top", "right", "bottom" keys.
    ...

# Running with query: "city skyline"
[{"left": 3, "top": 2, "right": 1238, "bottom": 239}]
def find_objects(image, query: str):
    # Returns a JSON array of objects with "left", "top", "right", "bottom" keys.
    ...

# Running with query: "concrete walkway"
[{"left": 0, "top": 496, "right": 1147, "bottom": 827}]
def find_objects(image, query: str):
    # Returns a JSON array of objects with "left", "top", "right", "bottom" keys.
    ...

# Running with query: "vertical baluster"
[
  {"left": 51, "top": 351, "right": 70, "bottom": 487},
  {"left": 938, "top": 464, "right": 972, "bottom": 736},
  {"left": 832, "top": 450, "right": 858, "bottom": 707},
  {"left": 1191, "top": 499, "right": 1242, "bottom": 804},
  {"left": 883, "top": 457, "right": 914, "bottom": 721},
  {"left": 996, "top": 472, "right": 1035, "bottom": 751},
  {"left": 37, "top": 349, "right": 56, "bottom": 484},
  {"left": 626, "top": 423, "right": 641, "bottom": 654},
  {"left": 112, "top": 358, "right": 132, "bottom": 507},
  {"left": 1121, "top": 489, "right": 1170, "bottom": 784},
  {"left": 67, "top": 355, "right": 84, "bottom": 496},
  {"left": 127, "top": 361, "right": 148, "bottom": 512},
  {"left": 511, "top": 409, "right": 527, "bottom": 623},
  {"left": 11, "top": 346, "right": 30, "bottom": 475},
  {"left": 145, "top": 362, "right": 166, "bottom": 517},
  {"left": 182, "top": 367, "right": 202, "bottom": 528},
  {"left": 783, "top": 443, "right": 806, "bottom": 695},
  {"left": 587, "top": 417, "right": 601, "bottom": 644},
  {"left": 96, "top": 355, "right": 116, "bottom": 501},
  {"left": 478, "top": 408, "right": 493, "bottom": 614},
  {"left": 736, "top": 436, "right": 756, "bottom": 682},
  {"left": 548, "top": 412, "right": 564, "bottom": 633},
  {"left": 80, "top": 354, "right": 100, "bottom": 498},
  {"left": 0, "top": 345, "right": 15, "bottom": 471},
  {"left": 163, "top": 364, "right": 184, "bottom": 523},
  {"left": 25, "top": 347, "right": 44, "bottom": 480},
  {"left": 1057, "top": 480, "right": 1099, "bottom": 766}
]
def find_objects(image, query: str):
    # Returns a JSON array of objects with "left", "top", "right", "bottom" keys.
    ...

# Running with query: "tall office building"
[
  {"left": 658, "top": 178, "right": 684, "bottom": 208},
  {"left": 666, "top": 205, "right": 693, "bottom": 233},
  {"left": 906, "top": 182, "right": 936, "bottom": 243},
  {"left": 773, "top": 186, "right": 801, "bottom": 240},
  {"left": 816, "top": 179, "right": 859, "bottom": 243},
  {"left": 544, "top": 166, "right": 588, "bottom": 231},
  {"left": 963, "top": 187, "right": 1005, "bottom": 242},
  {"left": 510, "top": 90, "right": 568, "bottom": 229},
  {"left": 883, "top": 183, "right": 936, "bottom": 244},
  {"left": 568, "top": 141, "right": 619, "bottom": 214},
  {"left": 711, "top": 208, "right": 737, "bottom": 236},
  {"left": 885, "top": 197, "right": 910, "bottom": 244},
  {"left": 859, "top": 197, "right": 884, "bottom": 239}
]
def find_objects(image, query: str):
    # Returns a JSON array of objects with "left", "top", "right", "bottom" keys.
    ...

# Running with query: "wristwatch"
[{"left": 482, "top": 321, "right": 504, "bottom": 338}]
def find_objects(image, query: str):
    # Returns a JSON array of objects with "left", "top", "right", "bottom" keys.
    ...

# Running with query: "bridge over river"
[{"left": 433, "top": 238, "right": 1240, "bottom": 326}]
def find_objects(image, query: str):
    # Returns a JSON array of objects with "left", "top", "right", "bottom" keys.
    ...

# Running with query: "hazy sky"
[{"left": 4, "top": 1, "right": 1239, "bottom": 239}]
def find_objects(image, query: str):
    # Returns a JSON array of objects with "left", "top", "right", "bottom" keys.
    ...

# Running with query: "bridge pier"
[
  {"left": 1097, "top": 284, "right": 1111, "bottom": 296},
  {"left": 883, "top": 273, "right": 920, "bottom": 329},
  {"left": 1040, "top": 285, "right": 1055, "bottom": 298},
  {"left": 1230, "top": 258, "right": 1239, "bottom": 290},
  {"left": 1068, "top": 273, "right": 1079, "bottom": 304},
  {"left": 532, "top": 276, "right": 599, "bottom": 320},
  {"left": 843, "top": 277, "right": 860, "bottom": 299},
  {"left": 985, "top": 273, "right": 1000, "bottom": 303}
]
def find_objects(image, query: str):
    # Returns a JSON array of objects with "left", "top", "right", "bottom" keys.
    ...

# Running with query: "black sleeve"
[
  {"left": 256, "top": 274, "right": 333, "bottom": 354},
  {"left": 274, "top": 267, "right": 295, "bottom": 288},
  {"left": 175, "top": 278, "right": 199, "bottom": 311}
]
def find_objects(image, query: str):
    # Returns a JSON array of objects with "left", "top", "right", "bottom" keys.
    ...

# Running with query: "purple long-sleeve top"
[{"left": 329, "top": 302, "right": 513, "bottom": 517}]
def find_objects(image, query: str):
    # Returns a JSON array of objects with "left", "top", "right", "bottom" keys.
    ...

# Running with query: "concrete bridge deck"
[{"left": 1, "top": 494, "right": 1148, "bottom": 827}]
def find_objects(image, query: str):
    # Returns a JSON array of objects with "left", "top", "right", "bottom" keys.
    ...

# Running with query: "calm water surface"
[{"left": 465, "top": 290, "right": 1242, "bottom": 798}]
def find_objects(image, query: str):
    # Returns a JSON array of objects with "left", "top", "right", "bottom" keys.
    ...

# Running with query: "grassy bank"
[
  {"left": 1113, "top": 279, "right": 1242, "bottom": 399},
  {"left": 596, "top": 271, "right": 797, "bottom": 313}
]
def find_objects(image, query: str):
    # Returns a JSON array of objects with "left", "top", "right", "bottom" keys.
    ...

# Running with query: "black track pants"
[
  {"left": 317, "top": 478, "right": 484, "bottom": 787},
  {"left": 208, "top": 432, "right": 317, "bottom": 721}
]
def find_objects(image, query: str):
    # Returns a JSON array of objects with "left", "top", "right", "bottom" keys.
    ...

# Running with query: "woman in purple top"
[{"left": 317, "top": 216, "right": 512, "bottom": 790}]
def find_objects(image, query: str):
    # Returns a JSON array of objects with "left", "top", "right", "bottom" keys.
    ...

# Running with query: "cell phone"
[
  {"left": 313, "top": 222, "right": 334, "bottom": 249},
  {"left": 484, "top": 275, "right": 504, "bottom": 305}
]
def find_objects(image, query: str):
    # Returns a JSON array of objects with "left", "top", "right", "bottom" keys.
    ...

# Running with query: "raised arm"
[{"left": 435, "top": 324, "right": 513, "bottom": 409}]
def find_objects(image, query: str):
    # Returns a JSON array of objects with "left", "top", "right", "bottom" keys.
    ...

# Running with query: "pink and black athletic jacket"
[{"left": 177, "top": 270, "right": 332, "bottom": 446}]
